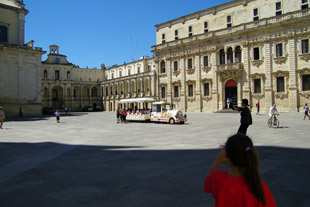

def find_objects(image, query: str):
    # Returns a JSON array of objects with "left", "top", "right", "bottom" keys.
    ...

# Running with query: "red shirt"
[{"left": 204, "top": 170, "right": 277, "bottom": 207}]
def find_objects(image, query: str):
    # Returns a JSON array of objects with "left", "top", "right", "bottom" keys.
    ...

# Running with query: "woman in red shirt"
[{"left": 204, "top": 134, "right": 277, "bottom": 207}]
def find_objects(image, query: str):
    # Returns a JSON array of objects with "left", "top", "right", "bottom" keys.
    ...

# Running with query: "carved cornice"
[
  {"left": 217, "top": 69, "right": 243, "bottom": 81},
  {"left": 252, "top": 60, "right": 264, "bottom": 67},
  {"left": 274, "top": 56, "right": 287, "bottom": 64},
  {"left": 202, "top": 66, "right": 212, "bottom": 73},
  {"left": 297, "top": 68, "right": 310, "bottom": 75},
  {"left": 172, "top": 97, "right": 181, "bottom": 102},
  {"left": 299, "top": 54, "right": 310, "bottom": 62}
]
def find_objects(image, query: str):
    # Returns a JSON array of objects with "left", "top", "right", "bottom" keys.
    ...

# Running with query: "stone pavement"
[{"left": 0, "top": 111, "right": 309, "bottom": 207}]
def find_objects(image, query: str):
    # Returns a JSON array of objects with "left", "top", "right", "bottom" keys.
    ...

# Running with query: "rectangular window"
[
  {"left": 188, "top": 58, "right": 193, "bottom": 69},
  {"left": 253, "top": 47, "right": 260, "bottom": 60},
  {"left": 204, "top": 83, "right": 210, "bottom": 96},
  {"left": 302, "top": 75, "right": 310, "bottom": 91},
  {"left": 276, "top": 43, "right": 283, "bottom": 57},
  {"left": 188, "top": 26, "right": 193, "bottom": 37},
  {"left": 227, "top": 15, "right": 232, "bottom": 28},
  {"left": 188, "top": 85, "right": 193, "bottom": 97},
  {"left": 162, "top": 34, "right": 165, "bottom": 43},
  {"left": 203, "top": 56, "right": 209, "bottom": 67},
  {"left": 204, "top": 22, "right": 208, "bottom": 33},
  {"left": 128, "top": 69, "right": 131, "bottom": 75},
  {"left": 174, "top": 86, "right": 179, "bottom": 98},
  {"left": 55, "top": 70, "right": 60, "bottom": 80},
  {"left": 175, "top": 30, "right": 178, "bottom": 40},
  {"left": 119, "top": 71, "right": 122, "bottom": 77},
  {"left": 161, "top": 87, "right": 166, "bottom": 98},
  {"left": 174, "top": 61, "right": 178, "bottom": 71},
  {"left": 276, "top": 2, "right": 282, "bottom": 16},
  {"left": 253, "top": 8, "right": 259, "bottom": 21},
  {"left": 276, "top": 77, "right": 285, "bottom": 92},
  {"left": 301, "top": 0, "right": 308, "bottom": 9},
  {"left": 302, "top": 39, "right": 309, "bottom": 54},
  {"left": 254, "top": 79, "right": 261, "bottom": 93},
  {"left": 137, "top": 67, "right": 140, "bottom": 73}
]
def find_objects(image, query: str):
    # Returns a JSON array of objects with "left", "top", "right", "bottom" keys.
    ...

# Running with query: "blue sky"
[{"left": 25, "top": 0, "right": 231, "bottom": 68}]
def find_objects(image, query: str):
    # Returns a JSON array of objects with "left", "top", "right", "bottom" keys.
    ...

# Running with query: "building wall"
[{"left": 152, "top": 0, "right": 310, "bottom": 113}]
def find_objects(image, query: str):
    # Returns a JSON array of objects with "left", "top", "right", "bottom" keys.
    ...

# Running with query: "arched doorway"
[
  {"left": 52, "top": 86, "right": 64, "bottom": 109},
  {"left": 225, "top": 79, "right": 237, "bottom": 108}
]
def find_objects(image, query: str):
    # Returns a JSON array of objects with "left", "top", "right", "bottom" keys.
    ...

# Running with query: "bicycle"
[{"left": 267, "top": 114, "right": 279, "bottom": 128}]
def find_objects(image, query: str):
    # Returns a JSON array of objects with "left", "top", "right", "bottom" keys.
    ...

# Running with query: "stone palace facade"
[{"left": 1, "top": 0, "right": 310, "bottom": 116}]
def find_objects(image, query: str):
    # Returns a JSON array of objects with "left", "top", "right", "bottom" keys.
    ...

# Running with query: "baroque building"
[
  {"left": 1, "top": 0, "right": 310, "bottom": 116},
  {"left": 0, "top": 0, "right": 45, "bottom": 116},
  {"left": 151, "top": 0, "right": 310, "bottom": 112}
]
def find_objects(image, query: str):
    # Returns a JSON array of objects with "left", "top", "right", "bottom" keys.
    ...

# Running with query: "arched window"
[
  {"left": 227, "top": 47, "right": 233, "bottom": 64},
  {"left": 220, "top": 49, "right": 225, "bottom": 65},
  {"left": 67, "top": 71, "right": 70, "bottom": 80},
  {"left": 235, "top": 46, "right": 242, "bottom": 63},
  {"left": 160, "top": 60, "right": 166, "bottom": 73},
  {"left": 91, "top": 87, "right": 97, "bottom": 97},
  {"left": 0, "top": 26, "right": 8, "bottom": 43},
  {"left": 43, "top": 70, "right": 48, "bottom": 79}
]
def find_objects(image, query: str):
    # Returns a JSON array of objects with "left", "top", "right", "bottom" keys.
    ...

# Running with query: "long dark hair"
[{"left": 225, "top": 134, "right": 266, "bottom": 205}]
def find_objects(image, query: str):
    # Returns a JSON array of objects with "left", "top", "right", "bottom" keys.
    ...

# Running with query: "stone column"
[
  {"left": 287, "top": 38, "right": 298, "bottom": 112},
  {"left": 264, "top": 42, "right": 273, "bottom": 111},
  {"left": 210, "top": 51, "right": 218, "bottom": 111},
  {"left": 195, "top": 54, "right": 202, "bottom": 111},
  {"left": 18, "top": 12, "right": 25, "bottom": 45},
  {"left": 242, "top": 45, "right": 251, "bottom": 103},
  {"left": 166, "top": 59, "right": 172, "bottom": 103}
]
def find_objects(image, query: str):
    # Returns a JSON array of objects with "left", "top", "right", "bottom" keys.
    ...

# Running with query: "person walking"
[
  {"left": 234, "top": 99, "right": 252, "bottom": 135},
  {"left": 55, "top": 109, "right": 60, "bottom": 123},
  {"left": 256, "top": 100, "right": 260, "bottom": 115},
  {"left": 303, "top": 103, "right": 310, "bottom": 120},
  {"left": 19, "top": 106, "right": 23, "bottom": 117},
  {"left": 0, "top": 106, "right": 5, "bottom": 129},
  {"left": 204, "top": 134, "right": 277, "bottom": 207}
]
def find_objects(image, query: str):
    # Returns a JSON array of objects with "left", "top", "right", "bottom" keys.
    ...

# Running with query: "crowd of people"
[{"left": 116, "top": 107, "right": 152, "bottom": 124}]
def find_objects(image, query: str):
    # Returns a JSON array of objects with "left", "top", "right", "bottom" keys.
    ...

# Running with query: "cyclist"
[{"left": 269, "top": 104, "right": 279, "bottom": 121}]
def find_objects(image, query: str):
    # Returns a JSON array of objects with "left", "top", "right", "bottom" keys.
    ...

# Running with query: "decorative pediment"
[
  {"left": 300, "top": 91, "right": 310, "bottom": 99},
  {"left": 250, "top": 73, "right": 266, "bottom": 80},
  {"left": 217, "top": 69, "right": 243, "bottom": 81},
  {"left": 186, "top": 80, "right": 196, "bottom": 85},
  {"left": 275, "top": 92, "right": 288, "bottom": 100},
  {"left": 187, "top": 97, "right": 196, "bottom": 103},
  {"left": 272, "top": 70, "right": 289, "bottom": 77},
  {"left": 201, "top": 78, "right": 213, "bottom": 84},
  {"left": 202, "top": 96, "right": 212, "bottom": 102},
  {"left": 172, "top": 97, "right": 181, "bottom": 102},
  {"left": 297, "top": 68, "right": 310, "bottom": 75},
  {"left": 172, "top": 80, "right": 181, "bottom": 86},
  {"left": 252, "top": 93, "right": 265, "bottom": 100},
  {"left": 159, "top": 73, "right": 167, "bottom": 78}
]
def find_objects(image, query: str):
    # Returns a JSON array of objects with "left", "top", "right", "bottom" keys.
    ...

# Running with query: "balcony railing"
[
  {"left": 217, "top": 62, "right": 243, "bottom": 71},
  {"left": 152, "top": 8, "right": 310, "bottom": 51}
]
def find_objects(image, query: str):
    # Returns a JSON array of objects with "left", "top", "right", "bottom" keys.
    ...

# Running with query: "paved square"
[{"left": 0, "top": 112, "right": 309, "bottom": 207}]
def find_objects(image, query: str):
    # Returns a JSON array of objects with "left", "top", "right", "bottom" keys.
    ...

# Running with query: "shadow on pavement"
[{"left": 0, "top": 142, "right": 309, "bottom": 207}]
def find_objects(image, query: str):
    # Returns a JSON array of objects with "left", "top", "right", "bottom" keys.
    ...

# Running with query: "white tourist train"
[{"left": 117, "top": 98, "right": 187, "bottom": 124}]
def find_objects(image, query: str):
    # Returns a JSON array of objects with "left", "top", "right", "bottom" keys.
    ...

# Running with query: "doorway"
[{"left": 225, "top": 79, "right": 237, "bottom": 108}]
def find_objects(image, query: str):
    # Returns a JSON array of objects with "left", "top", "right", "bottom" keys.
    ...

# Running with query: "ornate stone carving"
[
  {"left": 300, "top": 91, "right": 310, "bottom": 98},
  {"left": 159, "top": 73, "right": 167, "bottom": 78},
  {"left": 275, "top": 92, "right": 288, "bottom": 99},
  {"left": 173, "top": 71, "right": 180, "bottom": 77},
  {"left": 252, "top": 60, "right": 264, "bottom": 67},
  {"left": 299, "top": 54, "right": 310, "bottom": 62},
  {"left": 172, "top": 97, "right": 181, "bottom": 102},
  {"left": 187, "top": 69, "right": 195, "bottom": 75},
  {"left": 202, "top": 96, "right": 212, "bottom": 102},
  {"left": 252, "top": 93, "right": 265, "bottom": 100},
  {"left": 202, "top": 66, "right": 212, "bottom": 73},
  {"left": 274, "top": 56, "right": 287, "bottom": 64},
  {"left": 187, "top": 97, "right": 196, "bottom": 102}
]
